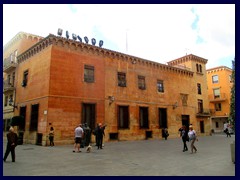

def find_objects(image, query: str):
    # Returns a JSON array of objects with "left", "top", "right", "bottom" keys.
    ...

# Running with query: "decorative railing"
[
  {"left": 3, "top": 80, "right": 15, "bottom": 92},
  {"left": 208, "top": 93, "right": 227, "bottom": 102},
  {"left": 196, "top": 108, "right": 211, "bottom": 116},
  {"left": 3, "top": 56, "right": 17, "bottom": 72}
]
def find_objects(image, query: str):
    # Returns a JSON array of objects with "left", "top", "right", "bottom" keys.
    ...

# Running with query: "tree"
[{"left": 228, "top": 58, "right": 235, "bottom": 131}]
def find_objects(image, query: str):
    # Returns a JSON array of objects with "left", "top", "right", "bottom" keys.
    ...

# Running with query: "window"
[
  {"left": 215, "top": 103, "right": 222, "bottom": 111},
  {"left": 197, "top": 83, "right": 202, "bottom": 94},
  {"left": 196, "top": 64, "right": 199, "bottom": 72},
  {"left": 84, "top": 65, "right": 94, "bottom": 83},
  {"left": 9, "top": 95, "right": 13, "bottom": 105},
  {"left": 22, "top": 70, "right": 28, "bottom": 87},
  {"left": 14, "top": 50, "right": 18, "bottom": 62},
  {"left": 7, "top": 75, "right": 11, "bottom": 85},
  {"left": 157, "top": 80, "right": 164, "bottom": 92},
  {"left": 159, "top": 108, "right": 167, "bottom": 128},
  {"left": 229, "top": 75, "right": 233, "bottom": 83},
  {"left": 196, "top": 64, "right": 202, "bottom": 73},
  {"left": 12, "top": 72, "right": 15, "bottom": 86},
  {"left": 216, "top": 122, "right": 219, "bottom": 128},
  {"left": 181, "top": 93, "right": 188, "bottom": 106},
  {"left": 212, "top": 75, "right": 218, "bottom": 84},
  {"left": 118, "top": 72, "right": 126, "bottom": 87},
  {"left": 139, "top": 107, "right": 148, "bottom": 128},
  {"left": 19, "top": 106, "right": 26, "bottom": 131},
  {"left": 30, "top": 104, "right": 39, "bottom": 131},
  {"left": 213, "top": 88, "right": 220, "bottom": 99},
  {"left": 4, "top": 96, "right": 8, "bottom": 106},
  {"left": 10, "top": 53, "right": 13, "bottom": 63},
  {"left": 118, "top": 106, "right": 129, "bottom": 129},
  {"left": 138, "top": 76, "right": 146, "bottom": 90},
  {"left": 197, "top": 99, "right": 203, "bottom": 113}
]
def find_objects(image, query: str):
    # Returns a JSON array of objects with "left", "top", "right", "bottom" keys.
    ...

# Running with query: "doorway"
[
  {"left": 200, "top": 121, "right": 205, "bottom": 133},
  {"left": 182, "top": 115, "right": 190, "bottom": 131},
  {"left": 82, "top": 103, "right": 96, "bottom": 130}
]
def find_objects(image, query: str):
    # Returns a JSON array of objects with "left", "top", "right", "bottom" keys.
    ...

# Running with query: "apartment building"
[
  {"left": 3, "top": 32, "right": 211, "bottom": 145},
  {"left": 3, "top": 32, "right": 43, "bottom": 132},
  {"left": 207, "top": 66, "right": 233, "bottom": 133}
]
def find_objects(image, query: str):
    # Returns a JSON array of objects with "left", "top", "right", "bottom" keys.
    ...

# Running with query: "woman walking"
[
  {"left": 180, "top": 125, "right": 189, "bottom": 152},
  {"left": 49, "top": 127, "right": 54, "bottom": 147},
  {"left": 188, "top": 125, "right": 198, "bottom": 154}
]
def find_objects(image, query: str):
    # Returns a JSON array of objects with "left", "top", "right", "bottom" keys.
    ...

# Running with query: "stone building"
[
  {"left": 206, "top": 66, "right": 233, "bottom": 133},
  {"left": 3, "top": 32, "right": 211, "bottom": 145}
]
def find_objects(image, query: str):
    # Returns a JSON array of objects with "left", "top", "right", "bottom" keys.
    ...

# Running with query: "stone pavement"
[{"left": 3, "top": 133, "right": 235, "bottom": 176}]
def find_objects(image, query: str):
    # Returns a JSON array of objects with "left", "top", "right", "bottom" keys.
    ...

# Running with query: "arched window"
[{"left": 196, "top": 64, "right": 199, "bottom": 72}]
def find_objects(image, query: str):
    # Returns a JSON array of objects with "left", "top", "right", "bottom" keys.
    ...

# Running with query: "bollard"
[{"left": 230, "top": 141, "right": 235, "bottom": 164}]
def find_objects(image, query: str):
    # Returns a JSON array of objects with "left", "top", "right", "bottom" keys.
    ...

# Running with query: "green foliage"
[{"left": 228, "top": 58, "right": 235, "bottom": 131}]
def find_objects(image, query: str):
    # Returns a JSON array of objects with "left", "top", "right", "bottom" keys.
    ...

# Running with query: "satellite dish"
[
  {"left": 57, "top": 28, "right": 63, "bottom": 36},
  {"left": 77, "top": 35, "right": 82, "bottom": 42},
  {"left": 66, "top": 31, "right": 69, "bottom": 39},
  {"left": 99, "top": 40, "right": 104, "bottom": 47},
  {"left": 84, "top": 36, "right": 89, "bottom": 44},
  {"left": 91, "top": 38, "right": 96, "bottom": 45},
  {"left": 72, "top": 33, "right": 77, "bottom": 40}
]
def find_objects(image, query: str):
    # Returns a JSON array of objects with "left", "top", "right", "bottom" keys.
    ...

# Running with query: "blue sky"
[{"left": 3, "top": 4, "right": 235, "bottom": 69}]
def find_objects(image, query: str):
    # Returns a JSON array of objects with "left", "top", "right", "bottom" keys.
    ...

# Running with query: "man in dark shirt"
[{"left": 3, "top": 127, "right": 18, "bottom": 162}]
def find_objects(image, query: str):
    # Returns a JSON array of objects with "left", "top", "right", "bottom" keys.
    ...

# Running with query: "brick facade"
[{"left": 4, "top": 33, "right": 211, "bottom": 145}]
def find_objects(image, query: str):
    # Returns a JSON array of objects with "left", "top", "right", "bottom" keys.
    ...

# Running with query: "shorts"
[{"left": 75, "top": 137, "right": 82, "bottom": 144}]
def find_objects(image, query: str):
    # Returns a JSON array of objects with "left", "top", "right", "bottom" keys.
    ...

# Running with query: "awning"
[{"left": 10, "top": 116, "right": 24, "bottom": 126}]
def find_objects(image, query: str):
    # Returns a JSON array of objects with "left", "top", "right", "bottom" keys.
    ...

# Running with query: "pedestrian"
[
  {"left": 223, "top": 122, "right": 231, "bottom": 137},
  {"left": 162, "top": 128, "right": 169, "bottom": 140},
  {"left": 49, "top": 127, "right": 54, "bottom": 147},
  {"left": 84, "top": 123, "right": 91, "bottom": 146},
  {"left": 3, "top": 126, "right": 18, "bottom": 162},
  {"left": 180, "top": 125, "right": 189, "bottom": 152},
  {"left": 188, "top": 125, "right": 198, "bottom": 154},
  {"left": 73, "top": 124, "right": 84, "bottom": 153},
  {"left": 96, "top": 123, "right": 105, "bottom": 149},
  {"left": 224, "top": 127, "right": 231, "bottom": 137},
  {"left": 94, "top": 123, "right": 100, "bottom": 146}
]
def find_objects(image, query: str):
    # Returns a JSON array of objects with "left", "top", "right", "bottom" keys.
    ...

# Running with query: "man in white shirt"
[{"left": 73, "top": 124, "right": 84, "bottom": 152}]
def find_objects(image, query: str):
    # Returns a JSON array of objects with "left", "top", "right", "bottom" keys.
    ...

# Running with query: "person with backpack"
[{"left": 188, "top": 125, "right": 198, "bottom": 154}]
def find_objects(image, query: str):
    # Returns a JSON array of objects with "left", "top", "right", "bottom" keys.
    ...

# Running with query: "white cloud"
[{"left": 3, "top": 4, "right": 235, "bottom": 69}]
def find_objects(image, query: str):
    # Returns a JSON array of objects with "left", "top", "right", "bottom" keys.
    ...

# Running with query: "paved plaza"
[{"left": 3, "top": 133, "right": 235, "bottom": 176}]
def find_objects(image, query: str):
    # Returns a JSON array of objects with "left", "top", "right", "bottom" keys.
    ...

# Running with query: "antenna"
[{"left": 185, "top": 48, "right": 189, "bottom": 55}]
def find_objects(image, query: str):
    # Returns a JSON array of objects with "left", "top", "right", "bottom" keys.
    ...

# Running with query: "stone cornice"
[
  {"left": 167, "top": 54, "right": 208, "bottom": 66},
  {"left": 17, "top": 34, "right": 194, "bottom": 77},
  {"left": 206, "top": 66, "right": 232, "bottom": 73},
  {"left": 3, "top": 32, "right": 43, "bottom": 52}
]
